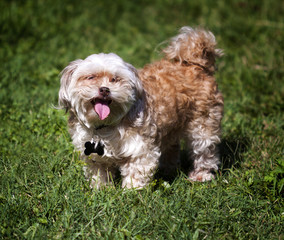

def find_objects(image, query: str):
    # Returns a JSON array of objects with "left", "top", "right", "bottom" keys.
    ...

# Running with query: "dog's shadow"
[
  {"left": 155, "top": 137, "right": 249, "bottom": 183},
  {"left": 113, "top": 138, "right": 249, "bottom": 186},
  {"left": 218, "top": 137, "right": 249, "bottom": 172}
]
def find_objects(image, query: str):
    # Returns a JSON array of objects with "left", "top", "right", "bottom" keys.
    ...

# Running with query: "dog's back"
[{"left": 139, "top": 27, "right": 223, "bottom": 135}]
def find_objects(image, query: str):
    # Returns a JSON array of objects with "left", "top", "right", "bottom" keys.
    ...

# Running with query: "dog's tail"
[{"left": 163, "top": 26, "right": 223, "bottom": 73}]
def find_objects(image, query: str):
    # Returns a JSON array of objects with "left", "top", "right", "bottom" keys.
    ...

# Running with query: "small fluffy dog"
[{"left": 59, "top": 27, "right": 224, "bottom": 189}]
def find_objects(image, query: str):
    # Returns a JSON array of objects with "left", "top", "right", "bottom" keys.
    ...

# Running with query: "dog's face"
[{"left": 59, "top": 53, "right": 143, "bottom": 128}]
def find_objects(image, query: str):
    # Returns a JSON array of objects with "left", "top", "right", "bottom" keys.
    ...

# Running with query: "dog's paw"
[
  {"left": 188, "top": 170, "right": 215, "bottom": 182},
  {"left": 121, "top": 176, "right": 148, "bottom": 189}
]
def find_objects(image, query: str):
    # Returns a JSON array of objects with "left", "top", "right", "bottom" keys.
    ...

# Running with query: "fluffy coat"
[{"left": 59, "top": 27, "right": 224, "bottom": 188}]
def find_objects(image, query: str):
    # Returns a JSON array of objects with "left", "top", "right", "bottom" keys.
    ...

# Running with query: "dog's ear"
[
  {"left": 125, "top": 63, "right": 146, "bottom": 124},
  {"left": 58, "top": 59, "right": 83, "bottom": 110},
  {"left": 126, "top": 63, "right": 144, "bottom": 99}
]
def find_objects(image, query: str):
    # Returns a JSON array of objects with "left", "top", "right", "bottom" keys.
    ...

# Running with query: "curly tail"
[{"left": 163, "top": 26, "right": 223, "bottom": 73}]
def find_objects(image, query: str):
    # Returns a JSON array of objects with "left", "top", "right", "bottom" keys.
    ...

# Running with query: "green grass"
[{"left": 0, "top": 0, "right": 283, "bottom": 239}]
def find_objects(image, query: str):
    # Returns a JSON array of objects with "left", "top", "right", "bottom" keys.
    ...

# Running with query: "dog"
[{"left": 58, "top": 26, "right": 224, "bottom": 189}]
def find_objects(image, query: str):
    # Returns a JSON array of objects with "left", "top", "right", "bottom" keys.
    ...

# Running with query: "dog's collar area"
[
  {"left": 83, "top": 125, "right": 108, "bottom": 156},
  {"left": 84, "top": 140, "right": 104, "bottom": 156},
  {"left": 95, "top": 124, "right": 107, "bottom": 130}
]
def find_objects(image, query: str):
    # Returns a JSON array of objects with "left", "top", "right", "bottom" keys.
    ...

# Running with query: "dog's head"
[{"left": 59, "top": 53, "right": 144, "bottom": 128}]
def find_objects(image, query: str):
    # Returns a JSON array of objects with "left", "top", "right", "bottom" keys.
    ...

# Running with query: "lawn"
[{"left": 0, "top": 0, "right": 283, "bottom": 239}]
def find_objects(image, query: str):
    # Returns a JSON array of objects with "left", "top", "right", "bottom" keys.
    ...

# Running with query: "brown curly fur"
[{"left": 138, "top": 27, "right": 224, "bottom": 181}]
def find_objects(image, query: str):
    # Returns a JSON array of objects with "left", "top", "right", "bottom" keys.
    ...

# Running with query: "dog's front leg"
[
  {"left": 119, "top": 151, "right": 160, "bottom": 189},
  {"left": 84, "top": 159, "right": 116, "bottom": 189}
]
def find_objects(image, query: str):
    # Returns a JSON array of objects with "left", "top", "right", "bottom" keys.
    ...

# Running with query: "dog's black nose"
[{"left": 99, "top": 87, "right": 110, "bottom": 97}]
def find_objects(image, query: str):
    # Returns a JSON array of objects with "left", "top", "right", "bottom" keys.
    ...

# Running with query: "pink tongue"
[{"left": 94, "top": 100, "right": 110, "bottom": 120}]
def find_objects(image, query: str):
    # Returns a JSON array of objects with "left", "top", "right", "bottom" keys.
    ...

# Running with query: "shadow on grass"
[
  {"left": 219, "top": 137, "right": 249, "bottom": 172},
  {"left": 154, "top": 137, "right": 250, "bottom": 183},
  {"left": 112, "top": 137, "right": 250, "bottom": 186}
]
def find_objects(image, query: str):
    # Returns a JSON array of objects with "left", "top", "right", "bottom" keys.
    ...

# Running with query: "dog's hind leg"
[{"left": 186, "top": 105, "right": 223, "bottom": 182}]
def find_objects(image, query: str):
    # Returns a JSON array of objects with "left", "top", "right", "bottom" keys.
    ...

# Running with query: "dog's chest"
[{"left": 94, "top": 128, "right": 147, "bottom": 161}]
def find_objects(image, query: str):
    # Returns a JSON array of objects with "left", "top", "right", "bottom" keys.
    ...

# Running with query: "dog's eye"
[
  {"left": 86, "top": 75, "right": 96, "bottom": 80},
  {"left": 110, "top": 76, "right": 120, "bottom": 83}
]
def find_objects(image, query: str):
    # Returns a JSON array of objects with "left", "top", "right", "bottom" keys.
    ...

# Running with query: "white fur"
[{"left": 59, "top": 54, "right": 159, "bottom": 188}]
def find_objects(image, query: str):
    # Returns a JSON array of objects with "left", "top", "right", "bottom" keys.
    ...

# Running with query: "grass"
[{"left": 0, "top": 0, "right": 283, "bottom": 239}]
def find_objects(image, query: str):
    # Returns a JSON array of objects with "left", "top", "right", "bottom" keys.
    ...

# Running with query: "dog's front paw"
[
  {"left": 188, "top": 170, "right": 215, "bottom": 182},
  {"left": 121, "top": 176, "right": 148, "bottom": 189}
]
